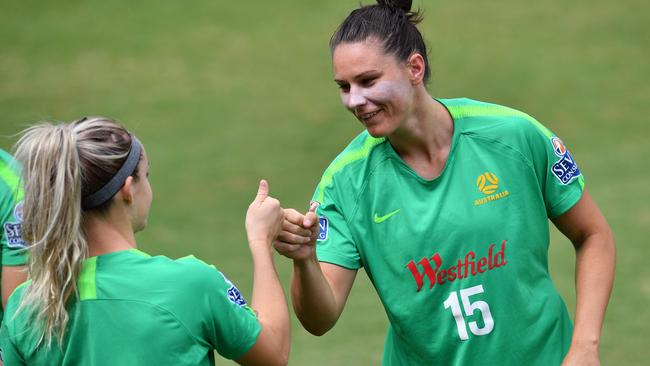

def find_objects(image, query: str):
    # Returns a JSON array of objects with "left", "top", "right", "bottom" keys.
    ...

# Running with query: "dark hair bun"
[
  {"left": 377, "top": 0, "right": 412, "bottom": 12},
  {"left": 331, "top": 0, "right": 429, "bottom": 82}
]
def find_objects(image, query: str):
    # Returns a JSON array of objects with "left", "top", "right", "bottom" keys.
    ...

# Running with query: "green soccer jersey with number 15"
[
  {"left": 1, "top": 249, "right": 261, "bottom": 365},
  {"left": 313, "top": 98, "right": 583, "bottom": 365}
]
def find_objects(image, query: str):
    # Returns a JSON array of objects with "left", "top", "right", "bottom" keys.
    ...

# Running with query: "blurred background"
[{"left": 1, "top": 0, "right": 648, "bottom": 364}]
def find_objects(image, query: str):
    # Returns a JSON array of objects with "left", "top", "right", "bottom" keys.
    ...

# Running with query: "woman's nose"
[{"left": 345, "top": 86, "right": 367, "bottom": 109}]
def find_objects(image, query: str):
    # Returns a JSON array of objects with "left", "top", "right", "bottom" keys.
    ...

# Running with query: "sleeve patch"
[
  {"left": 317, "top": 216, "right": 328, "bottom": 241},
  {"left": 4, "top": 201, "right": 26, "bottom": 249},
  {"left": 550, "top": 137, "right": 581, "bottom": 185},
  {"left": 220, "top": 271, "right": 247, "bottom": 307},
  {"left": 227, "top": 286, "right": 247, "bottom": 307}
]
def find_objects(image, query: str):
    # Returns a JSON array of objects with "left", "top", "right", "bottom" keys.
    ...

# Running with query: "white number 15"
[{"left": 443, "top": 284, "right": 494, "bottom": 341}]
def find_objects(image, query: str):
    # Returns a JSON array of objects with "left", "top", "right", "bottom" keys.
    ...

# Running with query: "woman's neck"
[
  {"left": 388, "top": 91, "right": 454, "bottom": 180},
  {"left": 83, "top": 211, "right": 136, "bottom": 257}
]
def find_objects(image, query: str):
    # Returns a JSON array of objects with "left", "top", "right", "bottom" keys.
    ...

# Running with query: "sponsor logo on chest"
[{"left": 405, "top": 240, "right": 508, "bottom": 292}]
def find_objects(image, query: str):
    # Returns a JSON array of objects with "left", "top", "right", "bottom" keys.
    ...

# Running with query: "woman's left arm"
[{"left": 551, "top": 189, "right": 616, "bottom": 366}]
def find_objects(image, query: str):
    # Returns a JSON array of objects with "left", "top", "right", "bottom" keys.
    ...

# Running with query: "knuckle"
[{"left": 283, "top": 224, "right": 294, "bottom": 232}]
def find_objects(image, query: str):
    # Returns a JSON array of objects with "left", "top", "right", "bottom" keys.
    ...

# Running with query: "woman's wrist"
[
  {"left": 248, "top": 238, "right": 274, "bottom": 256},
  {"left": 570, "top": 335, "right": 600, "bottom": 351},
  {"left": 293, "top": 253, "right": 318, "bottom": 269}
]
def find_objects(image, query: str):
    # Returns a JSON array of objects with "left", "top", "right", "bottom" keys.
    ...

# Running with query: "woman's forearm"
[
  {"left": 571, "top": 228, "right": 616, "bottom": 348},
  {"left": 249, "top": 245, "right": 290, "bottom": 363},
  {"left": 291, "top": 257, "right": 343, "bottom": 336}
]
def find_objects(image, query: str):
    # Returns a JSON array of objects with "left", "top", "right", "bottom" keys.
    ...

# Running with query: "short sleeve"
[
  {"left": 524, "top": 120, "right": 584, "bottom": 218},
  {"left": 312, "top": 184, "right": 362, "bottom": 270},
  {"left": 201, "top": 268, "right": 261, "bottom": 360},
  {"left": 1, "top": 185, "right": 28, "bottom": 266}
]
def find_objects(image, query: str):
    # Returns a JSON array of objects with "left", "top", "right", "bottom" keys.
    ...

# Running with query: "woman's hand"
[
  {"left": 274, "top": 204, "right": 320, "bottom": 262},
  {"left": 240, "top": 180, "right": 291, "bottom": 366},
  {"left": 245, "top": 180, "right": 283, "bottom": 251},
  {"left": 274, "top": 203, "right": 357, "bottom": 336},
  {"left": 561, "top": 343, "right": 600, "bottom": 366}
]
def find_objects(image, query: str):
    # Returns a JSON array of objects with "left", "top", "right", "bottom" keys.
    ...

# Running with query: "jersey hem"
[
  {"left": 227, "top": 322, "right": 262, "bottom": 361},
  {"left": 548, "top": 187, "right": 584, "bottom": 219},
  {"left": 316, "top": 251, "right": 362, "bottom": 270}
]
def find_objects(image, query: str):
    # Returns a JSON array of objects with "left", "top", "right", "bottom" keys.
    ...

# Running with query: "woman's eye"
[
  {"left": 338, "top": 84, "right": 350, "bottom": 92},
  {"left": 361, "top": 78, "right": 375, "bottom": 86}
]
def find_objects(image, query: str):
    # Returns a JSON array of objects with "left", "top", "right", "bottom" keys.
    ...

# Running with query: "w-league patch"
[
  {"left": 4, "top": 201, "right": 27, "bottom": 249},
  {"left": 550, "top": 137, "right": 581, "bottom": 185},
  {"left": 227, "top": 286, "right": 247, "bottom": 307},
  {"left": 220, "top": 271, "right": 247, "bottom": 307},
  {"left": 317, "top": 217, "right": 328, "bottom": 241}
]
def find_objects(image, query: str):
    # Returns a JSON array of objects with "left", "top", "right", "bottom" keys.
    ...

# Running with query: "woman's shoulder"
[
  {"left": 99, "top": 249, "right": 227, "bottom": 293},
  {"left": 0, "top": 149, "right": 22, "bottom": 192},
  {"left": 314, "top": 130, "right": 389, "bottom": 202},
  {"left": 325, "top": 131, "right": 388, "bottom": 177},
  {"left": 441, "top": 98, "right": 535, "bottom": 124},
  {"left": 0, "top": 148, "right": 17, "bottom": 166},
  {"left": 173, "top": 255, "right": 225, "bottom": 283},
  {"left": 136, "top": 251, "right": 224, "bottom": 284},
  {"left": 441, "top": 97, "right": 553, "bottom": 141},
  {"left": 330, "top": 130, "right": 387, "bottom": 164}
]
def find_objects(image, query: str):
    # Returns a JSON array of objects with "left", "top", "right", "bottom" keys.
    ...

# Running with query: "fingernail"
[{"left": 309, "top": 201, "right": 319, "bottom": 212}]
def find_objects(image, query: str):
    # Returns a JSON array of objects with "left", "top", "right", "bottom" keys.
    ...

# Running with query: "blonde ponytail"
[{"left": 13, "top": 117, "right": 138, "bottom": 347}]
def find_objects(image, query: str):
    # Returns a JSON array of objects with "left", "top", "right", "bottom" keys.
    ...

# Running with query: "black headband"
[{"left": 81, "top": 136, "right": 142, "bottom": 210}]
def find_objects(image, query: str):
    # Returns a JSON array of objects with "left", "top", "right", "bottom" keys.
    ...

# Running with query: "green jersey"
[
  {"left": 1, "top": 249, "right": 261, "bottom": 365},
  {"left": 0, "top": 149, "right": 28, "bottom": 321},
  {"left": 313, "top": 98, "right": 583, "bottom": 365}
]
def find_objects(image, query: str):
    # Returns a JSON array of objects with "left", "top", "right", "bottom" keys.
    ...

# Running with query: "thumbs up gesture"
[
  {"left": 273, "top": 202, "right": 320, "bottom": 262},
  {"left": 245, "top": 180, "right": 284, "bottom": 251}
]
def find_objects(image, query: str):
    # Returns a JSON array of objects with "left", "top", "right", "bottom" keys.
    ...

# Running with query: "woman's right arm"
[
  {"left": 236, "top": 180, "right": 290, "bottom": 366},
  {"left": 275, "top": 208, "right": 357, "bottom": 336},
  {"left": 2, "top": 265, "right": 27, "bottom": 309}
]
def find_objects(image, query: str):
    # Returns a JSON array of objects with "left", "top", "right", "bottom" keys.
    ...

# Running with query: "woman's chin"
[
  {"left": 364, "top": 122, "right": 392, "bottom": 138},
  {"left": 366, "top": 128, "right": 387, "bottom": 138}
]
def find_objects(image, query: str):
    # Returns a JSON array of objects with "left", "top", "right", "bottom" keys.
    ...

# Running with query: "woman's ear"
[
  {"left": 119, "top": 176, "right": 134, "bottom": 204},
  {"left": 407, "top": 53, "right": 426, "bottom": 85}
]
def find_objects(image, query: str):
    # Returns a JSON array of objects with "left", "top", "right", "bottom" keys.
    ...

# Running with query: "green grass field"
[{"left": 1, "top": 0, "right": 648, "bottom": 364}]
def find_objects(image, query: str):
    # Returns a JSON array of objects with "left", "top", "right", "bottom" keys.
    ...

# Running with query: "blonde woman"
[{"left": 0, "top": 117, "right": 290, "bottom": 366}]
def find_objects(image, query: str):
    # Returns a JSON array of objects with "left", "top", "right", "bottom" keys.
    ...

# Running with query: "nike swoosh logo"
[{"left": 374, "top": 209, "right": 401, "bottom": 224}]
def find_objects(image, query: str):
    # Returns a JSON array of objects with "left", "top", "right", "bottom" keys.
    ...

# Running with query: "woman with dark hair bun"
[{"left": 275, "top": 1, "right": 615, "bottom": 365}]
